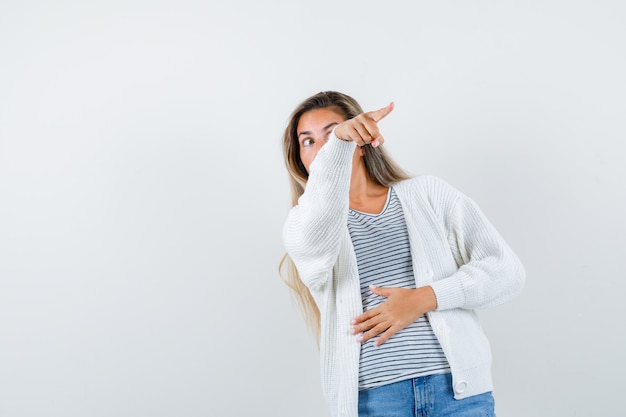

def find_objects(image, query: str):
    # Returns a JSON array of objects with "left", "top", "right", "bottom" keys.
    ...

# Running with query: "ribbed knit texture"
[{"left": 283, "top": 131, "right": 525, "bottom": 417}]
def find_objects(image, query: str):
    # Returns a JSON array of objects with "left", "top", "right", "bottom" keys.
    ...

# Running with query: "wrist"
[
  {"left": 416, "top": 286, "right": 438, "bottom": 312},
  {"left": 332, "top": 126, "right": 351, "bottom": 142}
]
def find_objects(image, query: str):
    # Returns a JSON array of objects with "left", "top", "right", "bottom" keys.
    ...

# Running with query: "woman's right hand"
[{"left": 334, "top": 102, "right": 394, "bottom": 148}]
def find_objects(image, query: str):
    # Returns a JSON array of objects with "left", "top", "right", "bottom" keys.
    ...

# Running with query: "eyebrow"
[{"left": 297, "top": 122, "right": 339, "bottom": 138}]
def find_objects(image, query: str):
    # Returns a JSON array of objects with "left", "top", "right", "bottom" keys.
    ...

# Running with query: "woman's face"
[{"left": 296, "top": 107, "right": 346, "bottom": 173}]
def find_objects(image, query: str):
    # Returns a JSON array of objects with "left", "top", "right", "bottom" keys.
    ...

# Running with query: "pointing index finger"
[{"left": 369, "top": 101, "right": 395, "bottom": 123}]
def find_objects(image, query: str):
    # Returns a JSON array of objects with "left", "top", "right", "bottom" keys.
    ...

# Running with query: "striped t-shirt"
[{"left": 347, "top": 187, "right": 450, "bottom": 390}]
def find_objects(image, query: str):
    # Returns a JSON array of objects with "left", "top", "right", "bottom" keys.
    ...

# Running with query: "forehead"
[{"left": 297, "top": 107, "right": 345, "bottom": 133}]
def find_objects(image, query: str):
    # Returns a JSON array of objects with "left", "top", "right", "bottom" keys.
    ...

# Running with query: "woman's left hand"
[{"left": 351, "top": 285, "right": 438, "bottom": 346}]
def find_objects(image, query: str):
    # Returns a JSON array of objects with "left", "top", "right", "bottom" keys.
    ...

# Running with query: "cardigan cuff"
[
  {"left": 305, "top": 129, "right": 357, "bottom": 187},
  {"left": 322, "top": 129, "right": 357, "bottom": 165},
  {"left": 430, "top": 273, "right": 467, "bottom": 311}
]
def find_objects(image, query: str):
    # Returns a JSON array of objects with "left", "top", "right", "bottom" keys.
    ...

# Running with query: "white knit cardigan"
[{"left": 283, "top": 132, "right": 525, "bottom": 417}]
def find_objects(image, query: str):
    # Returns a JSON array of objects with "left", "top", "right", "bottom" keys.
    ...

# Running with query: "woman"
[{"left": 280, "top": 91, "right": 525, "bottom": 417}]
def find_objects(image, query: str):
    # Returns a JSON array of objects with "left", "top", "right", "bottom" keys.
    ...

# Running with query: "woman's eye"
[{"left": 302, "top": 138, "right": 314, "bottom": 147}]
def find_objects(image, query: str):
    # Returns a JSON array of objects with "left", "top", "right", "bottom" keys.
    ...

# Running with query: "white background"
[{"left": 1, "top": 1, "right": 624, "bottom": 416}]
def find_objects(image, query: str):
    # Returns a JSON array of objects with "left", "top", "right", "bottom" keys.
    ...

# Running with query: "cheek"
[{"left": 300, "top": 148, "right": 319, "bottom": 173}]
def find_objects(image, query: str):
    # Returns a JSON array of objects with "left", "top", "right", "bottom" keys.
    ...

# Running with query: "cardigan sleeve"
[
  {"left": 427, "top": 177, "right": 526, "bottom": 310},
  {"left": 282, "top": 132, "right": 357, "bottom": 291}
]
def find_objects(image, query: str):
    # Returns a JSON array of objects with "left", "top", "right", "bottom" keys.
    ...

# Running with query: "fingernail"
[{"left": 370, "top": 284, "right": 378, "bottom": 289}]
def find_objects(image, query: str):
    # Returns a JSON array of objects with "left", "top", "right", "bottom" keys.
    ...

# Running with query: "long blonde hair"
[{"left": 280, "top": 91, "right": 411, "bottom": 341}]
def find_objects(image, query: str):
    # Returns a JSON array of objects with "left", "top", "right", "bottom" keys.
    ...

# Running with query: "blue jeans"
[{"left": 358, "top": 373, "right": 495, "bottom": 417}]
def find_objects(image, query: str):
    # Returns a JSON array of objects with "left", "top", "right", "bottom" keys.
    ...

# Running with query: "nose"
[{"left": 317, "top": 137, "right": 327, "bottom": 149}]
